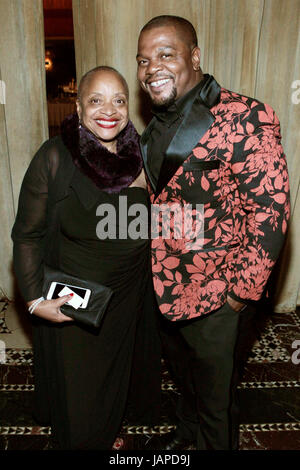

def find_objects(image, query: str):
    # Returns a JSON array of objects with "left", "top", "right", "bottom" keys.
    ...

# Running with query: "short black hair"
[
  {"left": 77, "top": 66, "right": 129, "bottom": 101},
  {"left": 140, "top": 15, "right": 198, "bottom": 49}
]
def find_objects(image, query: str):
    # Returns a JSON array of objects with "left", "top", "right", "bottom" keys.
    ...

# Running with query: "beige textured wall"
[
  {"left": 0, "top": 0, "right": 48, "bottom": 298},
  {"left": 73, "top": 0, "right": 300, "bottom": 311}
]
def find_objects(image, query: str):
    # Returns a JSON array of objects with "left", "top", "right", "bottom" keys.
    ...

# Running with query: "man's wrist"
[{"left": 227, "top": 295, "right": 247, "bottom": 312}]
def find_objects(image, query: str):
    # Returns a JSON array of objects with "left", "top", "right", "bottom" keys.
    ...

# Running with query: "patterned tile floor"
[{"left": 0, "top": 300, "right": 300, "bottom": 451}]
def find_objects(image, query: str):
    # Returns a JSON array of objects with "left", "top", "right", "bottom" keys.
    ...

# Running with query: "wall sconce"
[{"left": 45, "top": 50, "right": 54, "bottom": 71}]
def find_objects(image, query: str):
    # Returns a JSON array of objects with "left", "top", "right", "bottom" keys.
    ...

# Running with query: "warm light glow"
[
  {"left": 45, "top": 57, "right": 53, "bottom": 71},
  {"left": 45, "top": 50, "right": 54, "bottom": 71}
]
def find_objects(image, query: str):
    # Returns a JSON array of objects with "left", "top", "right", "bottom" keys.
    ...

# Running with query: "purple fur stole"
[{"left": 61, "top": 113, "right": 143, "bottom": 193}]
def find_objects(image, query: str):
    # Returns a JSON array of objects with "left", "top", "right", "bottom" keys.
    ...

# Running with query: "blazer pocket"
[{"left": 183, "top": 160, "right": 220, "bottom": 171}]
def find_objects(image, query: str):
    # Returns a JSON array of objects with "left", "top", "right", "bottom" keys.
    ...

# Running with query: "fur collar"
[{"left": 61, "top": 113, "right": 143, "bottom": 193}]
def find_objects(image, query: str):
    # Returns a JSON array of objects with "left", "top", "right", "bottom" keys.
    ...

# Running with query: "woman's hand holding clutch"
[{"left": 27, "top": 295, "right": 75, "bottom": 323}]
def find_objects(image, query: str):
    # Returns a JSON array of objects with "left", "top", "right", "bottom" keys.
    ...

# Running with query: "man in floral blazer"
[{"left": 136, "top": 15, "right": 290, "bottom": 450}]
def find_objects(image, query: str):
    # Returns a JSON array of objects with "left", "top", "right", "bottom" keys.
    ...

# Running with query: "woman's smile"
[{"left": 95, "top": 118, "right": 120, "bottom": 129}]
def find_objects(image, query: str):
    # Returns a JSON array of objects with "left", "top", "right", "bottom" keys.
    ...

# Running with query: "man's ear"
[
  {"left": 191, "top": 46, "right": 201, "bottom": 71},
  {"left": 76, "top": 100, "right": 82, "bottom": 120}
]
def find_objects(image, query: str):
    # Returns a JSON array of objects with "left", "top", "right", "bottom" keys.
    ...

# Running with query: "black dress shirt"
[{"left": 147, "top": 75, "right": 209, "bottom": 187}]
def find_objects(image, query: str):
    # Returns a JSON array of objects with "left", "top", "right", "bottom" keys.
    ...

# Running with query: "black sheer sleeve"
[{"left": 11, "top": 140, "right": 60, "bottom": 302}]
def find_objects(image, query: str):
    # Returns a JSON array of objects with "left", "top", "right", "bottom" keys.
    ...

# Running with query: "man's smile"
[{"left": 148, "top": 78, "right": 171, "bottom": 89}]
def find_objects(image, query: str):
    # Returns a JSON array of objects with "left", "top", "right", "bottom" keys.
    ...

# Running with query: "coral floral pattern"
[{"left": 148, "top": 88, "right": 290, "bottom": 321}]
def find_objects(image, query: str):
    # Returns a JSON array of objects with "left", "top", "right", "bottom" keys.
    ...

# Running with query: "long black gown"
[{"left": 32, "top": 168, "right": 161, "bottom": 450}]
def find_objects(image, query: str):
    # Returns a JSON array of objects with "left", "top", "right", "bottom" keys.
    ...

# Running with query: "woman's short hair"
[{"left": 77, "top": 66, "right": 129, "bottom": 101}]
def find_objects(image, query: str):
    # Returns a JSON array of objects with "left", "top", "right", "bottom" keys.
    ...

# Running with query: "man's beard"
[{"left": 150, "top": 84, "right": 177, "bottom": 108}]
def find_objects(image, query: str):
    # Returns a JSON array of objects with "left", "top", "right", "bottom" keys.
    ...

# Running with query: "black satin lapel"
[
  {"left": 140, "top": 119, "right": 156, "bottom": 190},
  {"left": 200, "top": 74, "right": 221, "bottom": 108},
  {"left": 154, "top": 98, "right": 215, "bottom": 198}
]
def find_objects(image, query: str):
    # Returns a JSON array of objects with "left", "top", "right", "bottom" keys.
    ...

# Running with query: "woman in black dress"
[{"left": 11, "top": 66, "right": 161, "bottom": 450}]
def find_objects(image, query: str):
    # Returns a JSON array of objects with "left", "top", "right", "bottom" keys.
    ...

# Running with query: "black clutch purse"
[{"left": 42, "top": 265, "right": 113, "bottom": 328}]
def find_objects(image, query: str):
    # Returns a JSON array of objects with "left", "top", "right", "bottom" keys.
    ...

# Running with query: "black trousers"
[{"left": 159, "top": 301, "right": 256, "bottom": 450}]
